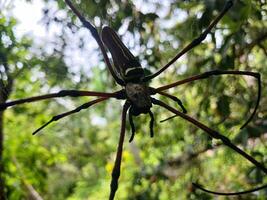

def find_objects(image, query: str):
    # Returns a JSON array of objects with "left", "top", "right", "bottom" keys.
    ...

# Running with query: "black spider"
[{"left": 0, "top": 1, "right": 266, "bottom": 199}]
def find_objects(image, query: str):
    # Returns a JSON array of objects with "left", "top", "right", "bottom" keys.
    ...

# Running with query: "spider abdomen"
[{"left": 101, "top": 26, "right": 145, "bottom": 82}]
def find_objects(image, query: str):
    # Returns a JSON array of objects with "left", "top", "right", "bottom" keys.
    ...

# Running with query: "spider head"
[{"left": 125, "top": 83, "right": 152, "bottom": 115}]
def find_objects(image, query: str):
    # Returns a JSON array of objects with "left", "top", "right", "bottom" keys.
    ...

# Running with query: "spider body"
[
  {"left": 102, "top": 26, "right": 152, "bottom": 115},
  {"left": 1, "top": 0, "right": 267, "bottom": 199}
]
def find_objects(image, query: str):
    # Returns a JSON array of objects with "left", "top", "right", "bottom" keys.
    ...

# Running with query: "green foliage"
[{"left": 1, "top": 0, "right": 267, "bottom": 199}]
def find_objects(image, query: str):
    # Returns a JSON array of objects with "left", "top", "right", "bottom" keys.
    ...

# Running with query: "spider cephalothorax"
[
  {"left": 1, "top": 0, "right": 267, "bottom": 200},
  {"left": 125, "top": 83, "right": 151, "bottom": 115}
]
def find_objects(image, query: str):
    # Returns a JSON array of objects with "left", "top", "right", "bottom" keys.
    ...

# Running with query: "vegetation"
[{"left": 0, "top": 0, "right": 266, "bottom": 199}]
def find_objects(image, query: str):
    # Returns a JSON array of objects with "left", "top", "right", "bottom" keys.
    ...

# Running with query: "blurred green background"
[{"left": 0, "top": 0, "right": 266, "bottom": 199}]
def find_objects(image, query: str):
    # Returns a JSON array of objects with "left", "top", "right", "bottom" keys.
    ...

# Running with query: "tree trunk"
[
  {"left": 0, "top": 80, "right": 10, "bottom": 200},
  {"left": 0, "top": 58, "right": 13, "bottom": 199},
  {"left": 0, "top": 110, "right": 6, "bottom": 200}
]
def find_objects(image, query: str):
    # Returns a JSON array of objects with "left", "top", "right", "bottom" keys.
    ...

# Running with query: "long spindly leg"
[
  {"left": 144, "top": 0, "right": 234, "bottom": 81},
  {"left": 157, "top": 91, "right": 187, "bottom": 114},
  {"left": 0, "top": 89, "right": 125, "bottom": 111},
  {"left": 155, "top": 90, "right": 187, "bottom": 122},
  {"left": 151, "top": 98, "right": 267, "bottom": 195},
  {"left": 155, "top": 70, "right": 261, "bottom": 129},
  {"left": 149, "top": 110, "right": 155, "bottom": 138},
  {"left": 32, "top": 97, "right": 109, "bottom": 135},
  {"left": 64, "top": 0, "right": 125, "bottom": 85},
  {"left": 109, "top": 101, "right": 130, "bottom": 200},
  {"left": 128, "top": 106, "right": 136, "bottom": 143},
  {"left": 152, "top": 98, "right": 267, "bottom": 173},
  {"left": 192, "top": 182, "right": 267, "bottom": 196}
]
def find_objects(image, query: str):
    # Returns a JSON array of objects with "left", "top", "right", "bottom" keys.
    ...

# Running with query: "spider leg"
[
  {"left": 155, "top": 90, "right": 187, "bottom": 122},
  {"left": 156, "top": 70, "right": 261, "bottom": 129},
  {"left": 151, "top": 98, "right": 267, "bottom": 174},
  {"left": 157, "top": 91, "right": 187, "bottom": 114},
  {"left": 160, "top": 115, "right": 178, "bottom": 123},
  {"left": 192, "top": 182, "right": 267, "bottom": 196},
  {"left": 109, "top": 101, "right": 130, "bottom": 200},
  {"left": 149, "top": 110, "right": 155, "bottom": 138},
  {"left": 0, "top": 89, "right": 125, "bottom": 111},
  {"left": 128, "top": 108, "right": 155, "bottom": 142},
  {"left": 128, "top": 106, "right": 136, "bottom": 143},
  {"left": 32, "top": 97, "right": 109, "bottom": 135},
  {"left": 144, "top": 0, "right": 234, "bottom": 81},
  {"left": 64, "top": 0, "right": 125, "bottom": 85}
]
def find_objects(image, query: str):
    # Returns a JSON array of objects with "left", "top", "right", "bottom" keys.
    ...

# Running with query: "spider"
[{"left": 0, "top": 0, "right": 266, "bottom": 199}]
